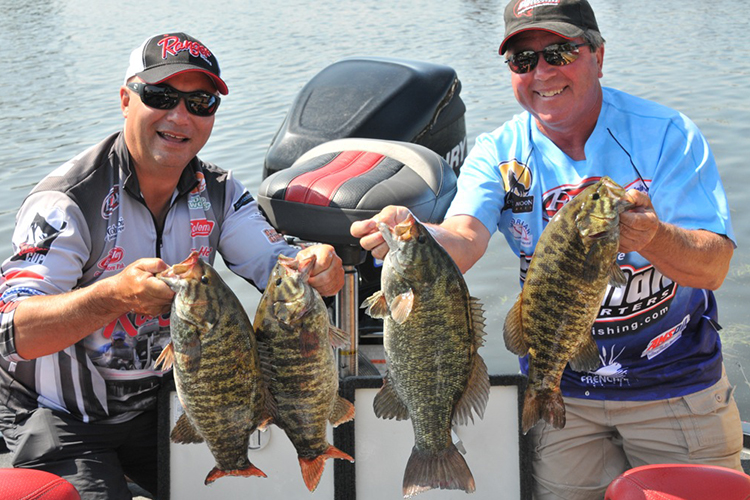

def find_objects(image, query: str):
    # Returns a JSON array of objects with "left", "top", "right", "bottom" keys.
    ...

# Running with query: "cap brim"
[
  {"left": 137, "top": 65, "right": 229, "bottom": 95},
  {"left": 499, "top": 23, "right": 583, "bottom": 54}
]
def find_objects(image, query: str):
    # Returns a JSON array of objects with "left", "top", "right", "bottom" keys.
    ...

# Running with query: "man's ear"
[{"left": 120, "top": 86, "right": 130, "bottom": 118}]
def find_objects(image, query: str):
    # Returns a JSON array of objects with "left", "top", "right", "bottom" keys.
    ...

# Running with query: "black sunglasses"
[
  {"left": 126, "top": 82, "right": 220, "bottom": 117},
  {"left": 505, "top": 42, "right": 589, "bottom": 74}
]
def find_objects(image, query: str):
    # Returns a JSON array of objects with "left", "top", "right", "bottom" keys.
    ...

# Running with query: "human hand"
[
  {"left": 296, "top": 244, "right": 344, "bottom": 297},
  {"left": 350, "top": 205, "right": 414, "bottom": 260},
  {"left": 619, "top": 189, "right": 660, "bottom": 254},
  {"left": 110, "top": 258, "right": 175, "bottom": 316}
]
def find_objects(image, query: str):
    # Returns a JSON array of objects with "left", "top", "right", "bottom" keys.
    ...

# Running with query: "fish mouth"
[
  {"left": 377, "top": 214, "right": 418, "bottom": 246},
  {"left": 279, "top": 253, "right": 316, "bottom": 280},
  {"left": 157, "top": 251, "right": 200, "bottom": 286}
]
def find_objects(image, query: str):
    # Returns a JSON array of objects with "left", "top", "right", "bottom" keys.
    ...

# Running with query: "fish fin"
[
  {"left": 154, "top": 342, "right": 174, "bottom": 371},
  {"left": 361, "top": 291, "right": 389, "bottom": 319},
  {"left": 257, "top": 413, "right": 274, "bottom": 432},
  {"left": 256, "top": 339, "right": 277, "bottom": 385},
  {"left": 373, "top": 373, "right": 409, "bottom": 420},
  {"left": 608, "top": 262, "right": 628, "bottom": 287},
  {"left": 453, "top": 352, "right": 490, "bottom": 426},
  {"left": 503, "top": 294, "right": 529, "bottom": 356},
  {"left": 170, "top": 413, "right": 204, "bottom": 444},
  {"left": 261, "top": 382, "right": 279, "bottom": 425},
  {"left": 204, "top": 463, "right": 267, "bottom": 485},
  {"left": 521, "top": 387, "right": 566, "bottom": 434},
  {"left": 402, "top": 444, "right": 475, "bottom": 497},
  {"left": 390, "top": 289, "right": 414, "bottom": 325},
  {"left": 569, "top": 335, "right": 601, "bottom": 373},
  {"left": 329, "top": 395, "right": 356, "bottom": 427},
  {"left": 470, "top": 296, "right": 487, "bottom": 348},
  {"left": 453, "top": 297, "right": 490, "bottom": 426},
  {"left": 298, "top": 445, "right": 354, "bottom": 492},
  {"left": 327, "top": 325, "right": 349, "bottom": 349}
]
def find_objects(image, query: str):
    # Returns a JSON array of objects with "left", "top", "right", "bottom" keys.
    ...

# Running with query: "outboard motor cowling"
[{"left": 263, "top": 57, "right": 467, "bottom": 178}]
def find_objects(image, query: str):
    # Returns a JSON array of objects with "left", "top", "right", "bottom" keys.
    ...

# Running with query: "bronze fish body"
[
  {"left": 155, "top": 251, "right": 268, "bottom": 484},
  {"left": 253, "top": 254, "right": 355, "bottom": 492},
  {"left": 363, "top": 214, "right": 490, "bottom": 498},
  {"left": 503, "top": 176, "right": 633, "bottom": 434}
]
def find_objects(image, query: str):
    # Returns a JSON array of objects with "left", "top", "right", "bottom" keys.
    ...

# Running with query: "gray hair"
[{"left": 584, "top": 30, "right": 606, "bottom": 50}]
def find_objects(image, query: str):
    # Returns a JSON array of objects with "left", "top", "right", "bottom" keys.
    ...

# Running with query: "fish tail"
[
  {"left": 521, "top": 387, "right": 566, "bottom": 434},
  {"left": 402, "top": 444, "right": 475, "bottom": 498},
  {"left": 204, "top": 463, "right": 267, "bottom": 485},
  {"left": 298, "top": 445, "right": 354, "bottom": 492}
]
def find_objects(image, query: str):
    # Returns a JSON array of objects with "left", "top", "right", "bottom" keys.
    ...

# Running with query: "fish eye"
[
  {"left": 417, "top": 234, "right": 426, "bottom": 244},
  {"left": 592, "top": 193, "right": 600, "bottom": 200},
  {"left": 275, "top": 278, "right": 283, "bottom": 286},
  {"left": 200, "top": 275, "right": 209, "bottom": 285}
]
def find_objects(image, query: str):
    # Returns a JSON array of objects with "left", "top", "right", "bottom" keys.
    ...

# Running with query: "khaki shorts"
[{"left": 529, "top": 370, "right": 744, "bottom": 500}]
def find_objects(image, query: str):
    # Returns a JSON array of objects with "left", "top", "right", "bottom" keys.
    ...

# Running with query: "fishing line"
[{"left": 607, "top": 128, "right": 648, "bottom": 193}]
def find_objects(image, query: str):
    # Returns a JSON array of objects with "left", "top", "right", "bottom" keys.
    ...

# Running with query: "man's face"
[
  {"left": 505, "top": 30, "right": 604, "bottom": 136},
  {"left": 121, "top": 72, "right": 217, "bottom": 175}
]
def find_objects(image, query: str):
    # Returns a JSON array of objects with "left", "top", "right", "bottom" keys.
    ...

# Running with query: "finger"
[
  {"left": 358, "top": 230, "right": 386, "bottom": 252},
  {"left": 309, "top": 267, "right": 344, "bottom": 297},
  {"left": 351, "top": 218, "right": 377, "bottom": 238},
  {"left": 311, "top": 246, "right": 333, "bottom": 272},
  {"left": 135, "top": 258, "right": 170, "bottom": 275}
]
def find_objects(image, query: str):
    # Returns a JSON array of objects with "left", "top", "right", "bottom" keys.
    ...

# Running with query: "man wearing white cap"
[
  {"left": 352, "top": 1, "right": 741, "bottom": 498},
  {"left": 0, "top": 32, "right": 344, "bottom": 499}
]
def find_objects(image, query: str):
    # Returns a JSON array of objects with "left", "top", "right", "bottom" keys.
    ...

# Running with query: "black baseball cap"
[
  {"left": 499, "top": 0, "right": 600, "bottom": 54},
  {"left": 124, "top": 32, "right": 228, "bottom": 95}
]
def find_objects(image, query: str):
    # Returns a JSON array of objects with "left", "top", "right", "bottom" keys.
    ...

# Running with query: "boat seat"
[
  {"left": 257, "top": 138, "right": 457, "bottom": 260},
  {"left": 0, "top": 468, "right": 80, "bottom": 500},
  {"left": 605, "top": 463, "right": 750, "bottom": 500}
]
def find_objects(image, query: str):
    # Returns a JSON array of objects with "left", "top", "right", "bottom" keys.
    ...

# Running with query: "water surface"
[{"left": 1, "top": 0, "right": 749, "bottom": 416}]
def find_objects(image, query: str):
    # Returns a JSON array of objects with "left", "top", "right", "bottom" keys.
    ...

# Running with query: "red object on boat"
[
  {"left": 0, "top": 468, "right": 80, "bottom": 500},
  {"left": 605, "top": 464, "right": 750, "bottom": 500}
]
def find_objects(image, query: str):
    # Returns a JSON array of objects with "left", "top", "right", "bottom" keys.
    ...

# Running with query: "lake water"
[{"left": 1, "top": 0, "right": 749, "bottom": 418}]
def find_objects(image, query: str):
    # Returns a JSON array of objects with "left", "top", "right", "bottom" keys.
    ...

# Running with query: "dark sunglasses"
[
  {"left": 504, "top": 42, "right": 589, "bottom": 74},
  {"left": 126, "top": 82, "right": 220, "bottom": 117}
]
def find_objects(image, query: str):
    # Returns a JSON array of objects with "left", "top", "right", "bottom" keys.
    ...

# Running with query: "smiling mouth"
[
  {"left": 158, "top": 131, "right": 188, "bottom": 142},
  {"left": 537, "top": 88, "right": 564, "bottom": 97}
]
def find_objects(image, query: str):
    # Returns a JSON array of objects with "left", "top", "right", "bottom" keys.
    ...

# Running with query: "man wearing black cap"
[
  {"left": 352, "top": 1, "right": 740, "bottom": 498},
  {"left": 0, "top": 32, "right": 343, "bottom": 499}
]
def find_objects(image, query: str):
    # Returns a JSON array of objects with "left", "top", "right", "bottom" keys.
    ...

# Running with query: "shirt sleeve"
[
  {"left": 0, "top": 191, "right": 91, "bottom": 360},
  {"left": 444, "top": 131, "right": 509, "bottom": 235},
  {"left": 648, "top": 113, "right": 735, "bottom": 246},
  {"left": 215, "top": 171, "right": 298, "bottom": 290}
]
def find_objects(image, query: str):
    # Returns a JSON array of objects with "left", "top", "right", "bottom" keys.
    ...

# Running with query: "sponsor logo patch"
[
  {"left": 642, "top": 316, "right": 689, "bottom": 360},
  {"left": 514, "top": 0, "right": 560, "bottom": 17},
  {"left": 500, "top": 159, "right": 534, "bottom": 213},
  {"left": 188, "top": 196, "right": 211, "bottom": 211},
  {"left": 101, "top": 185, "right": 120, "bottom": 219},
  {"left": 263, "top": 228, "right": 285, "bottom": 244},
  {"left": 98, "top": 246, "right": 126, "bottom": 272},
  {"left": 191, "top": 172, "right": 207, "bottom": 194},
  {"left": 105, "top": 217, "right": 125, "bottom": 242},
  {"left": 12, "top": 212, "right": 67, "bottom": 265},
  {"left": 190, "top": 219, "right": 215, "bottom": 237},
  {"left": 233, "top": 191, "right": 254, "bottom": 212},
  {"left": 542, "top": 177, "right": 601, "bottom": 221}
]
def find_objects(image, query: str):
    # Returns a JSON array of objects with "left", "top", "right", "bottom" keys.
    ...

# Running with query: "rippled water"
[{"left": 1, "top": 0, "right": 749, "bottom": 416}]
